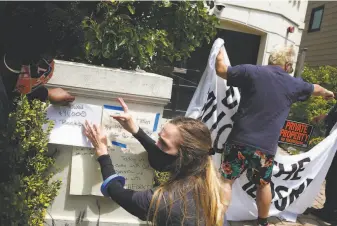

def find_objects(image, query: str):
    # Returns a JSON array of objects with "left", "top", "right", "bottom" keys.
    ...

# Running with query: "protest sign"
[
  {"left": 279, "top": 120, "right": 314, "bottom": 148},
  {"left": 102, "top": 105, "right": 160, "bottom": 147},
  {"left": 46, "top": 103, "right": 102, "bottom": 147},
  {"left": 70, "top": 145, "right": 154, "bottom": 196}
]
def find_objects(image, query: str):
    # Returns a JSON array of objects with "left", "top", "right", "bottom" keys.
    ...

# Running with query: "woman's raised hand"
[
  {"left": 111, "top": 98, "right": 139, "bottom": 134},
  {"left": 83, "top": 120, "right": 108, "bottom": 157}
]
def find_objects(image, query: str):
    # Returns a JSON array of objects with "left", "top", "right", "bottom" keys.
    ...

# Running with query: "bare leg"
[
  {"left": 223, "top": 179, "right": 234, "bottom": 211},
  {"left": 256, "top": 183, "right": 272, "bottom": 219}
]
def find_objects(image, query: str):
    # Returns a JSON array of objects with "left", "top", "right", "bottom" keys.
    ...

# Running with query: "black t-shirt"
[{"left": 227, "top": 65, "right": 314, "bottom": 155}]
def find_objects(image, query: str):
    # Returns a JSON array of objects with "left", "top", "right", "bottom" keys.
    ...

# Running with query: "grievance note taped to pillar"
[
  {"left": 46, "top": 103, "right": 102, "bottom": 147},
  {"left": 70, "top": 146, "right": 154, "bottom": 196},
  {"left": 102, "top": 105, "right": 161, "bottom": 147}
]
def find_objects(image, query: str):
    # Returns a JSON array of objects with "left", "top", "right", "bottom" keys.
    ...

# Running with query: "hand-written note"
[
  {"left": 102, "top": 105, "right": 161, "bottom": 147},
  {"left": 69, "top": 145, "right": 154, "bottom": 196},
  {"left": 46, "top": 103, "right": 102, "bottom": 147}
]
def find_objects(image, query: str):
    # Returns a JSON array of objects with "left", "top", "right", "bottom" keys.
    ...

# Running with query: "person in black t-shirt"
[
  {"left": 310, "top": 101, "right": 337, "bottom": 222},
  {"left": 0, "top": 54, "right": 75, "bottom": 131},
  {"left": 83, "top": 98, "right": 228, "bottom": 226}
]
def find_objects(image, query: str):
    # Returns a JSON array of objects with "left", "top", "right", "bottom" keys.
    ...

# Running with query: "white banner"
[
  {"left": 186, "top": 38, "right": 337, "bottom": 221},
  {"left": 186, "top": 38, "right": 240, "bottom": 170}
]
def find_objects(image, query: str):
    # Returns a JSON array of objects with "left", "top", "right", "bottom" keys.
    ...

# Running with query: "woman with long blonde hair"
[{"left": 83, "top": 98, "right": 228, "bottom": 226}]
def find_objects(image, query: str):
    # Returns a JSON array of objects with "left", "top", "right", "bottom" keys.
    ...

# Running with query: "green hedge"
[
  {"left": 288, "top": 65, "right": 337, "bottom": 150},
  {"left": 0, "top": 96, "right": 60, "bottom": 225}
]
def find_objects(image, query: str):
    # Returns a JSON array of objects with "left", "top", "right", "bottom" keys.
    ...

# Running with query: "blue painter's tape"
[
  {"left": 153, "top": 113, "right": 160, "bottom": 132},
  {"left": 111, "top": 141, "right": 127, "bottom": 148},
  {"left": 104, "top": 105, "right": 123, "bottom": 111}
]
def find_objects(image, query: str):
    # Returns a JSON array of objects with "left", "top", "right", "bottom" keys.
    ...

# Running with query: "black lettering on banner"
[
  {"left": 213, "top": 124, "right": 232, "bottom": 152},
  {"left": 197, "top": 85, "right": 237, "bottom": 150},
  {"left": 274, "top": 178, "right": 313, "bottom": 211},
  {"left": 242, "top": 180, "right": 276, "bottom": 200},
  {"left": 202, "top": 105, "right": 217, "bottom": 123},
  {"left": 274, "top": 186, "right": 289, "bottom": 211},
  {"left": 199, "top": 91, "right": 216, "bottom": 121},
  {"left": 210, "top": 111, "right": 226, "bottom": 132},
  {"left": 289, "top": 178, "right": 313, "bottom": 204},
  {"left": 242, "top": 158, "right": 313, "bottom": 211},
  {"left": 242, "top": 178, "right": 312, "bottom": 211},
  {"left": 274, "top": 157, "right": 311, "bottom": 180},
  {"left": 291, "top": 158, "right": 310, "bottom": 180},
  {"left": 274, "top": 163, "right": 297, "bottom": 180},
  {"left": 222, "top": 86, "right": 238, "bottom": 109},
  {"left": 242, "top": 181, "right": 257, "bottom": 199}
]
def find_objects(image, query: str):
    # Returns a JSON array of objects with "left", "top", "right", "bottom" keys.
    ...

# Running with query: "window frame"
[{"left": 308, "top": 5, "right": 325, "bottom": 33}]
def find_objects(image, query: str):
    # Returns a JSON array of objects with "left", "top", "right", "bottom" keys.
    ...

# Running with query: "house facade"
[
  {"left": 299, "top": 1, "right": 337, "bottom": 67},
  {"left": 164, "top": 0, "right": 309, "bottom": 118}
]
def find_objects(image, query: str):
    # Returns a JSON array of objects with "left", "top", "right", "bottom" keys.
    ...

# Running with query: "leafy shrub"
[
  {"left": 0, "top": 96, "right": 60, "bottom": 225},
  {"left": 1, "top": 1, "right": 217, "bottom": 74},
  {"left": 288, "top": 65, "right": 337, "bottom": 150},
  {"left": 82, "top": 1, "right": 218, "bottom": 72}
]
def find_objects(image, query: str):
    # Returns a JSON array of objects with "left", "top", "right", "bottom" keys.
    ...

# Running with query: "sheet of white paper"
[
  {"left": 70, "top": 145, "right": 154, "bottom": 196},
  {"left": 102, "top": 105, "right": 161, "bottom": 147},
  {"left": 47, "top": 103, "right": 102, "bottom": 147}
]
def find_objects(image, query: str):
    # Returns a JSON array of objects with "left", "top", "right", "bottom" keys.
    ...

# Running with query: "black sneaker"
[{"left": 311, "top": 208, "right": 337, "bottom": 223}]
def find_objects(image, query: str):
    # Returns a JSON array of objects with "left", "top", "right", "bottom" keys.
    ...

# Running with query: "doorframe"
[{"left": 216, "top": 20, "right": 268, "bottom": 65}]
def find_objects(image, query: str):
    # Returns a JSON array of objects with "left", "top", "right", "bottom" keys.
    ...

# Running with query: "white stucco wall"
[
  {"left": 212, "top": 0, "right": 308, "bottom": 68},
  {"left": 44, "top": 60, "right": 172, "bottom": 225}
]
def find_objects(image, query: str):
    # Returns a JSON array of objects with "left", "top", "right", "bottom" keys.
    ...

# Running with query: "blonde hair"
[
  {"left": 268, "top": 45, "right": 295, "bottom": 66},
  {"left": 147, "top": 117, "right": 227, "bottom": 226}
]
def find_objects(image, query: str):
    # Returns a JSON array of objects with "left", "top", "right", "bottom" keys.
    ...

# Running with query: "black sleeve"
[
  {"left": 97, "top": 154, "right": 153, "bottom": 221},
  {"left": 227, "top": 64, "right": 253, "bottom": 88},
  {"left": 27, "top": 85, "right": 49, "bottom": 102},
  {"left": 289, "top": 77, "right": 314, "bottom": 103},
  {"left": 324, "top": 104, "right": 337, "bottom": 136},
  {"left": 133, "top": 128, "right": 157, "bottom": 150}
]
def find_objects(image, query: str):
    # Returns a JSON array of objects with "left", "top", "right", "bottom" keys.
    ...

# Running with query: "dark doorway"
[{"left": 163, "top": 29, "right": 261, "bottom": 119}]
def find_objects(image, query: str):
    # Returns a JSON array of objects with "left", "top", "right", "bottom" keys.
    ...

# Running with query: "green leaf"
[
  {"left": 127, "top": 5, "right": 135, "bottom": 15},
  {"left": 118, "top": 39, "right": 127, "bottom": 47},
  {"left": 146, "top": 43, "right": 154, "bottom": 56}
]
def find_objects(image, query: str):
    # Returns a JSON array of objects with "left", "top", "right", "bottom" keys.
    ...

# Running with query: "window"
[{"left": 308, "top": 5, "right": 324, "bottom": 32}]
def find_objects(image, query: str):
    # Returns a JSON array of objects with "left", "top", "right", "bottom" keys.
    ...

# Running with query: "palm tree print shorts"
[{"left": 220, "top": 142, "right": 275, "bottom": 186}]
